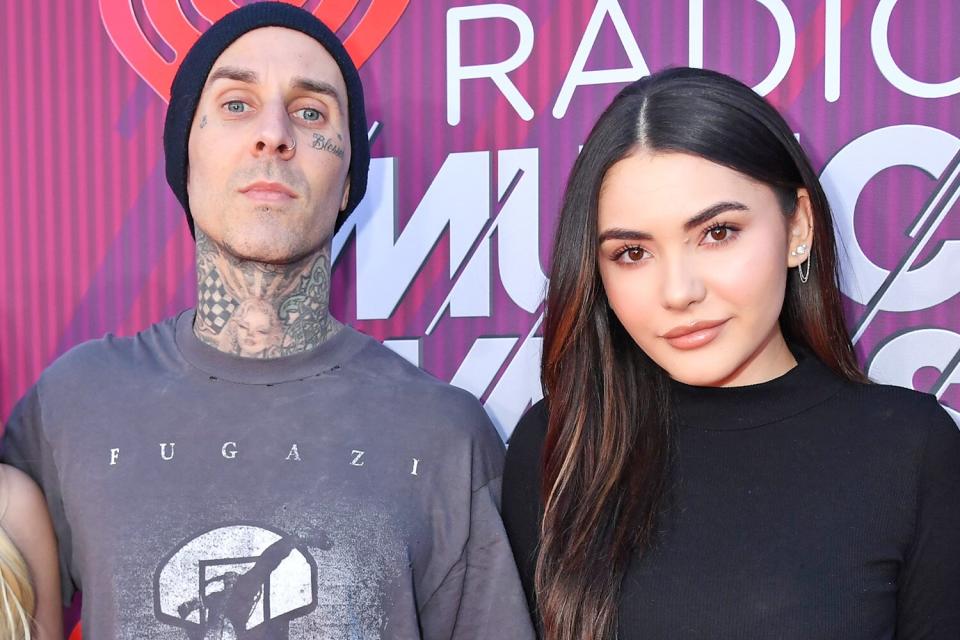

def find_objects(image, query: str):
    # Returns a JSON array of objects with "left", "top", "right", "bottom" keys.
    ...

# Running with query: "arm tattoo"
[{"left": 193, "top": 230, "right": 340, "bottom": 358}]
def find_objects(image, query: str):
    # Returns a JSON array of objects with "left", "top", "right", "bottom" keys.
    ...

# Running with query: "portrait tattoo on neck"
[
  {"left": 193, "top": 230, "right": 340, "bottom": 358},
  {"left": 311, "top": 132, "right": 345, "bottom": 158}
]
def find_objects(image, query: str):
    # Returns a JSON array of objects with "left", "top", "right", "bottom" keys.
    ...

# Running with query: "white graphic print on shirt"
[{"left": 155, "top": 524, "right": 317, "bottom": 638}]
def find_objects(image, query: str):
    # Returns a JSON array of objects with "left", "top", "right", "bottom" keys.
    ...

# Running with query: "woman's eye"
[
  {"left": 615, "top": 246, "right": 648, "bottom": 263},
  {"left": 702, "top": 224, "right": 737, "bottom": 244},
  {"left": 296, "top": 108, "right": 323, "bottom": 122},
  {"left": 224, "top": 101, "right": 249, "bottom": 114}
]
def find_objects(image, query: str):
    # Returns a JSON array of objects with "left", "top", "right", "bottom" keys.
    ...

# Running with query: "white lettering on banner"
[
  {"left": 825, "top": 0, "right": 842, "bottom": 102},
  {"left": 872, "top": 0, "right": 960, "bottom": 99},
  {"left": 446, "top": 1, "right": 956, "bottom": 123},
  {"left": 334, "top": 154, "right": 489, "bottom": 319},
  {"left": 450, "top": 337, "right": 517, "bottom": 399},
  {"left": 493, "top": 148, "right": 547, "bottom": 312},
  {"left": 387, "top": 332, "right": 544, "bottom": 439},
  {"left": 821, "top": 125, "right": 960, "bottom": 333},
  {"left": 482, "top": 334, "right": 544, "bottom": 439},
  {"left": 160, "top": 442, "right": 176, "bottom": 461},
  {"left": 749, "top": 0, "right": 796, "bottom": 95},
  {"left": 688, "top": 0, "right": 704, "bottom": 68},
  {"left": 868, "top": 329, "right": 960, "bottom": 425},
  {"left": 384, "top": 339, "right": 420, "bottom": 366},
  {"left": 339, "top": 126, "right": 959, "bottom": 438},
  {"left": 685, "top": 0, "right": 795, "bottom": 97},
  {"left": 446, "top": 4, "right": 535, "bottom": 125},
  {"left": 427, "top": 148, "right": 546, "bottom": 327},
  {"left": 109, "top": 447, "right": 120, "bottom": 466},
  {"left": 553, "top": 0, "right": 650, "bottom": 119},
  {"left": 449, "top": 335, "right": 543, "bottom": 438},
  {"left": 333, "top": 150, "right": 547, "bottom": 321}
]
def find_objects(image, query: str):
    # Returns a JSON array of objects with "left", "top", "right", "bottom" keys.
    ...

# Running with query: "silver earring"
[
  {"left": 798, "top": 253, "right": 811, "bottom": 283},
  {"left": 790, "top": 243, "right": 807, "bottom": 257}
]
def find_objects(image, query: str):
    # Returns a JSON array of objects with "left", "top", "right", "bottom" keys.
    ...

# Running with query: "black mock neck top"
[{"left": 502, "top": 351, "right": 960, "bottom": 639}]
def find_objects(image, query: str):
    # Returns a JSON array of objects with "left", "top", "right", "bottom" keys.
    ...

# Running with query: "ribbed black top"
[{"left": 502, "top": 351, "right": 960, "bottom": 639}]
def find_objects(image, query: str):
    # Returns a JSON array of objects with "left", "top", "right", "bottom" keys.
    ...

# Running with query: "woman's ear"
[{"left": 787, "top": 188, "right": 814, "bottom": 268}]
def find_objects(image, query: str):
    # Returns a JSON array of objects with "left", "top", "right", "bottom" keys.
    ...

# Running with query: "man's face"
[{"left": 187, "top": 27, "right": 351, "bottom": 264}]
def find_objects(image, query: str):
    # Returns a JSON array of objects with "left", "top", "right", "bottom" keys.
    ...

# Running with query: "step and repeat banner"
[{"left": 1, "top": 0, "right": 959, "bottom": 436}]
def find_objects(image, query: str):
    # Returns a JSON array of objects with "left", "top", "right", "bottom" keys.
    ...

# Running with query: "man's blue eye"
[
  {"left": 298, "top": 108, "right": 322, "bottom": 122},
  {"left": 225, "top": 101, "right": 247, "bottom": 113}
]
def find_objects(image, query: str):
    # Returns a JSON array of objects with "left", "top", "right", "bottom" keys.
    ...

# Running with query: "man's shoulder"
[
  {"left": 344, "top": 330, "right": 500, "bottom": 439},
  {"left": 39, "top": 315, "right": 181, "bottom": 389},
  {"left": 347, "top": 331, "right": 472, "bottom": 398}
]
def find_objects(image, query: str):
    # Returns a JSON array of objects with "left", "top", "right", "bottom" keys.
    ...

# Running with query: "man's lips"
[
  {"left": 240, "top": 181, "right": 298, "bottom": 201},
  {"left": 660, "top": 319, "right": 729, "bottom": 350}
]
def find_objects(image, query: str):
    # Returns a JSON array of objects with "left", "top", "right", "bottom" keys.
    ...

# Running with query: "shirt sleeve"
[
  {"left": 895, "top": 401, "right": 960, "bottom": 638},
  {"left": 1, "top": 384, "right": 77, "bottom": 605},
  {"left": 417, "top": 403, "right": 536, "bottom": 640}
]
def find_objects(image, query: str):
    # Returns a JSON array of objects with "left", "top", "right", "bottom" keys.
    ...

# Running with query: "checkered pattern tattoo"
[{"left": 198, "top": 272, "right": 238, "bottom": 334}]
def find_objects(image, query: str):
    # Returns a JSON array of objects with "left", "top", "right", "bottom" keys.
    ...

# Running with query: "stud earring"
[{"left": 790, "top": 243, "right": 808, "bottom": 257}]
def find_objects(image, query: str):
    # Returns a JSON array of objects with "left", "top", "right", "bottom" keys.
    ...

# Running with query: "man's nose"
[{"left": 252, "top": 100, "right": 296, "bottom": 159}]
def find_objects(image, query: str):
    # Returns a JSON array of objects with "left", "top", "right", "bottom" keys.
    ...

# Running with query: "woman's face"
[{"left": 596, "top": 151, "right": 813, "bottom": 387}]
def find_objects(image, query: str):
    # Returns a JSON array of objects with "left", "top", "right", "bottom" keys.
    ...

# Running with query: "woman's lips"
[{"left": 661, "top": 319, "right": 729, "bottom": 350}]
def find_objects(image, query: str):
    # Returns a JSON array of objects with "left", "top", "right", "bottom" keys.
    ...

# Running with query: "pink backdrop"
[{"left": 2, "top": 0, "right": 959, "bottom": 438}]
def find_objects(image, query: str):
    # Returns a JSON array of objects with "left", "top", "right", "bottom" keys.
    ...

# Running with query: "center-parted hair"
[{"left": 537, "top": 67, "right": 866, "bottom": 639}]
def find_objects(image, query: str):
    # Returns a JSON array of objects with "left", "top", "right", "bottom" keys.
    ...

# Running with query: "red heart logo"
[{"left": 100, "top": 0, "right": 409, "bottom": 102}]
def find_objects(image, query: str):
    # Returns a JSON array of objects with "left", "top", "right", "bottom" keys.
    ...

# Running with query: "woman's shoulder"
[
  {"left": 507, "top": 399, "right": 549, "bottom": 460},
  {"left": 831, "top": 381, "right": 960, "bottom": 460},
  {"left": 503, "top": 399, "right": 549, "bottom": 504},
  {"left": 839, "top": 381, "right": 956, "bottom": 430},
  {"left": 0, "top": 464, "right": 50, "bottom": 544}
]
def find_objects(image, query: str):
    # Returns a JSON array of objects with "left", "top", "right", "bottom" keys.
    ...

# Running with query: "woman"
[
  {"left": 501, "top": 67, "right": 960, "bottom": 639},
  {"left": 0, "top": 464, "right": 62, "bottom": 639}
]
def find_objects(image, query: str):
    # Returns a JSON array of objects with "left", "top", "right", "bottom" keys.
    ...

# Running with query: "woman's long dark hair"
[{"left": 537, "top": 67, "right": 868, "bottom": 639}]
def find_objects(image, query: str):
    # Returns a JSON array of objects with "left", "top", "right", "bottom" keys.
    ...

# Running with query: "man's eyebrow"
[
  {"left": 683, "top": 201, "right": 749, "bottom": 231},
  {"left": 206, "top": 66, "right": 258, "bottom": 88},
  {"left": 291, "top": 77, "right": 344, "bottom": 111}
]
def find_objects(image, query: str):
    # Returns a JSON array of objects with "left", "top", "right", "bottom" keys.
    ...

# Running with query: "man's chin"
[{"left": 221, "top": 234, "right": 326, "bottom": 266}]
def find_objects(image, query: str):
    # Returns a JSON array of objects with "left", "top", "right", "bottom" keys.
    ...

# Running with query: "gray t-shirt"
[{"left": 2, "top": 311, "right": 535, "bottom": 639}]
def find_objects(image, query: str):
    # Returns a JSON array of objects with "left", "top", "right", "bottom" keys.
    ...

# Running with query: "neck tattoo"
[{"left": 193, "top": 230, "right": 341, "bottom": 358}]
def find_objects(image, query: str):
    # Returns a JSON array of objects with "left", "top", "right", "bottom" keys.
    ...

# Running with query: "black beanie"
[{"left": 163, "top": 1, "right": 369, "bottom": 237}]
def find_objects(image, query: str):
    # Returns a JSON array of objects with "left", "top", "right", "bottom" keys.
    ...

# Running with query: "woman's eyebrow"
[
  {"left": 598, "top": 201, "right": 748, "bottom": 243},
  {"left": 597, "top": 228, "right": 654, "bottom": 243},
  {"left": 683, "top": 201, "right": 749, "bottom": 231}
]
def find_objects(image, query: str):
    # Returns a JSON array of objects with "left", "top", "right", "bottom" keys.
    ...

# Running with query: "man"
[{"left": 2, "top": 4, "right": 535, "bottom": 638}]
